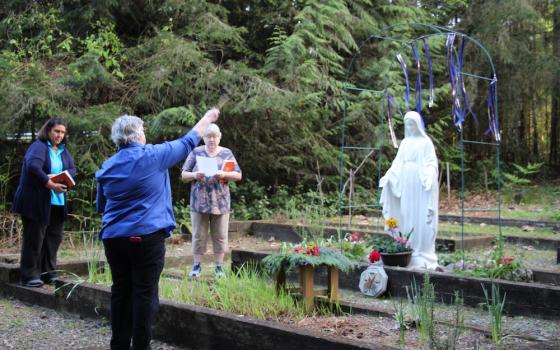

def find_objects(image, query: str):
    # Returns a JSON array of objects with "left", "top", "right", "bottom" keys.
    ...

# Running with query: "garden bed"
[
  {"left": 231, "top": 249, "right": 560, "bottom": 319},
  {"left": 249, "top": 222, "right": 495, "bottom": 252},
  {"left": 2, "top": 262, "right": 556, "bottom": 350}
]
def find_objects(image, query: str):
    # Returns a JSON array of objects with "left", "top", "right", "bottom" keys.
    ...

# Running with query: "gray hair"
[
  {"left": 111, "top": 114, "right": 144, "bottom": 147},
  {"left": 204, "top": 123, "right": 221, "bottom": 138}
]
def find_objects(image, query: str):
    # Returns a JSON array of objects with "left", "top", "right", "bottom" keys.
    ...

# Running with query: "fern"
[{"left": 262, "top": 246, "right": 356, "bottom": 276}]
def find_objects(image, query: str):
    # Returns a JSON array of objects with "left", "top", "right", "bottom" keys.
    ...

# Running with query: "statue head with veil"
[{"left": 379, "top": 111, "right": 439, "bottom": 269}]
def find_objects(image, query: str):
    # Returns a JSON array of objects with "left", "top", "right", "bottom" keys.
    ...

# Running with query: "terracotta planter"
[{"left": 380, "top": 251, "right": 412, "bottom": 267}]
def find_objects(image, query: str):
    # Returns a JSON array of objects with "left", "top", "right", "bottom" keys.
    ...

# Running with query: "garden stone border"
[
  {"left": 363, "top": 210, "right": 560, "bottom": 230},
  {"left": 231, "top": 249, "right": 560, "bottom": 320},
  {"left": 250, "top": 222, "right": 494, "bottom": 252},
  {"left": 249, "top": 220, "right": 560, "bottom": 250}
]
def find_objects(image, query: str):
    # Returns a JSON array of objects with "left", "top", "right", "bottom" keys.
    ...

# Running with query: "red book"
[
  {"left": 50, "top": 170, "right": 76, "bottom": 188},
  {"left": 221, "top": 160, "right": 236, "bottom": 184},
  {"left": 222, "top": 160, "right": 235, "bottom": 172}
]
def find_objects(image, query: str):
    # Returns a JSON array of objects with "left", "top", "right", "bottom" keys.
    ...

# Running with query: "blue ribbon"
[
  {"left": 422, "top": 38, "right": 434, "bottom": 108},
  {"left": 411, "top": 43, "right": 422, "bottom": 114},
  {"left": 458, "top": 38, "right": 478, "bottom": 125},
  {"left": 485, "top": 77, "right": 500, "bottom": 142},
  {"left": 455, "top": 37, "right": 467, "bottom": 128},
  {"left": 446, "top": 34, "right": 459, "bottom": 128},
  {"left": 386, "top": 93, "right": 402, "bottom": 148},
  {"left": 396, "top": 53, "right": 410, "bottom": 109}
]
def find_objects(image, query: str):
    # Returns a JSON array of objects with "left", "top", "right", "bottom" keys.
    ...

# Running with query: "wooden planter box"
[{"left": 276, "top": 264, "right": 339, "bottom": 312}]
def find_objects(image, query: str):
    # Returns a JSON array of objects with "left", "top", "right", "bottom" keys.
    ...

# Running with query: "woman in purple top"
[{"left": 181, "top": 123, "right": 242, "bottom": 278}]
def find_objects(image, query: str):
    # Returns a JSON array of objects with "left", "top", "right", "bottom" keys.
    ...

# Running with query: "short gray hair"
[
  {"left": 111, "top": 115, "right": 144, "bottom": 147},
  {"left": 204, "top": 123, "right": 221, "bottom": 138}
]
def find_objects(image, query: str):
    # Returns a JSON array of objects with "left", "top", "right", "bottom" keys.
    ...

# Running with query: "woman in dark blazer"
[{"left": 13, "top": 117, "right": 76, "bottom": 287}]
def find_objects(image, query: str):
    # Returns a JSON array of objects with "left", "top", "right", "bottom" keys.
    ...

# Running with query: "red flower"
[
  {"left": 306, "top": 249, "right": 311, "bottom": 255},
  {"left": 369, "top": 250, "right": 381, "bottom": 263},
  {"left": 350, "top": 232, "right": 360, "bottom": 242},
  {"left": 500, "top": 257, "right": 514, "bottom": 264}
]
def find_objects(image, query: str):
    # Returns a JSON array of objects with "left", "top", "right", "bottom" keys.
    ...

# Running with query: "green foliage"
[
  {"left": 230, "top": 180, "right": 273, "bottom": 220},
  {"left": 406, "top": 273, "right": 435, "bottom": 345},
  {"left": 262, "top": 242, "right": 357, "bottom": 276},
  {"left": 2, "top": 5, "right": 71, "bottom": 59},
  {"left": 481, "top": 282, "right": 506, "bottom": 345},
  {"left": 450, "top": 237, "right": 533, "bottom": 282},
  {"left": 82, "top": 231, "right": 112, "bottom": 285},
  {"left": 149, "top": 106, "right": 198, "bottom": 140},
  {"left": 502, "top": 162, "right": 543, "bottom": 187},
  {"left": 0, "top": 0, "right": 558, "bottom": 227},
  {"left": 337, "top": 236, "right": 367, "bottom": 262},
  {"left": 0, "top": 155, "right": 17, "bottom": 210},
  {"left": 173, "top": 199, "right": 191, "bottom": 235},
  {"left": 430, "top": 291, "right": 465, "bottom": 350},
  {"left": 159, "top": 263, "right": 311, "bottom": 321},
  {"left": 82, "top": 21, "right": 126, "bottom": 79},
  {"left": 393, "top": 298, "right": 407, "bottom": 346}
]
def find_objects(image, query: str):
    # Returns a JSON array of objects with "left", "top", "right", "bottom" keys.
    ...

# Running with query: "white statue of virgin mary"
[{"left": 379, "top": 111, "right": 439, "bottom": 269}]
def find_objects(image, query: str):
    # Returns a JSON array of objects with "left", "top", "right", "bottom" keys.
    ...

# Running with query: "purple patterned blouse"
[{"left": 182, "top": 146, "right": 241, "bottom": 215}]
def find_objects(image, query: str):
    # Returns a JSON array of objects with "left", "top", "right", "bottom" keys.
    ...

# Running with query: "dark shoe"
[
  {"left": 43, "top": 277, "right": 61, "bottom": 285},
  {"left": 22, "top": 279, "right": 44, "bottom": 288}
]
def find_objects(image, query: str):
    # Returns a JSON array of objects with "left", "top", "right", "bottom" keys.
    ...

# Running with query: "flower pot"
[{"left": 380, "top": 251, "right": 412, "bottom": 267}]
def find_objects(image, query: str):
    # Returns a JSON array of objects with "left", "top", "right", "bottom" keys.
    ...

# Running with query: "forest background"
[{"left": 0, "top": 0, "right": 559, "bottom": 229}]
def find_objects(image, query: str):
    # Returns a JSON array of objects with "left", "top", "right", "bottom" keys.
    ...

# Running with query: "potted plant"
[{"left": 367, "top": 218, "right": 413, "bottom": 267}]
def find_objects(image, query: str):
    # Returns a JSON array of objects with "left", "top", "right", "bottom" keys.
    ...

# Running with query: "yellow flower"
[{"left": 386, "top": 218, "right": 399, "bottom": 229}]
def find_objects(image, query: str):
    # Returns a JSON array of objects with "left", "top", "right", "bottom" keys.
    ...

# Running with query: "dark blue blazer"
[{"left": 13, "top": 140, "right": 76, "bottom": 224}]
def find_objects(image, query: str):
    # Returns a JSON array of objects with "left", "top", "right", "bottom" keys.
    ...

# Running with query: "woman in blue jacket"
[{"left": 13, "top": 117, "right": 76, "bottom": 287}]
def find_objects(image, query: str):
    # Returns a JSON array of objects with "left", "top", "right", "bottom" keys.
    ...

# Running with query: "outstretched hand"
[
  {"left": 193, "top": 108, "right": 220, "bottom": 136},
  {"left": 204, "top": 108, "right": 220, "bottom": 123}
]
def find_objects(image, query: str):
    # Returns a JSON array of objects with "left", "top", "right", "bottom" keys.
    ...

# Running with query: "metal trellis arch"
[{"left": 338, "top": 23, "right": 502, "bottom": 264}]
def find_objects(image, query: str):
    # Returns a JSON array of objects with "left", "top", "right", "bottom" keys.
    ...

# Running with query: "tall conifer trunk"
[{"left": 551, "top": 4, "right": 560, "bottom": 167}]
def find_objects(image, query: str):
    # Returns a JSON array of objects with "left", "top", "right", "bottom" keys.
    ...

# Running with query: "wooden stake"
[
  {"left": 327, "top": 266, "right": 339, "bottom": 302},
  {"left": 446, "top": 161, "right": 451, "bottom": 204},
  {"left": 300, "top": 265, "right": 315, "bottom": 313}
]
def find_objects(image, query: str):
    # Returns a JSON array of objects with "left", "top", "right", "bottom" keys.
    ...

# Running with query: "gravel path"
[{"left": 0, "top": 297, "right": 188, "bottom": 350}]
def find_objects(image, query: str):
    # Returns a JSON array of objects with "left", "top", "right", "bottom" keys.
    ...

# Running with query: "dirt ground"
[
  {"left": 161, "top": 235, "right": 560, "bottom": 350},
  {"left": 2, "top": 232, "right": 560, "bottom": 349}
]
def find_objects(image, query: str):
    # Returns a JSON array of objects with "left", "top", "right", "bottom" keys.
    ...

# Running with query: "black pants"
[
  {"left": 103, "top": 230, "right": 166, "bottom": 350},
  {"left": 20, "top": 205, "right": 65, "bottom": 283}
]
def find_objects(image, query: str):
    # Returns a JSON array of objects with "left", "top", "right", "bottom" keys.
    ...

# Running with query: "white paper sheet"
[{"left": 196, "top": 156, "right": 218, "bottom": 176}]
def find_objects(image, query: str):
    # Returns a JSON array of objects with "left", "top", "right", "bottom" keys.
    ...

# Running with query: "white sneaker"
[
  {"left": 189, "top": 264, "right": 201, "bottom": 278},
  {"left": 215, "top": 265, "right": 225, "bottom": 278}
]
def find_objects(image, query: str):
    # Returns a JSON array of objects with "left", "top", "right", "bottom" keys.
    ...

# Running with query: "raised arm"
[
  {"left": 154, "top": 108, "right": 221, "bottom": 170},
  {"left": 192, "top": 108, "right": 220, "bottom": 137}
]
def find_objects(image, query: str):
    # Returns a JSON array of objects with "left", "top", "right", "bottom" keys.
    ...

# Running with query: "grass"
[
  {"left": 438, "top": 222, "right": 558, "bottom": 239},
  {"left": 159, "top": 264, "right": 311, "bottom": 321},
  {"left": 393, "top": 298, "right": 407, "bottom": 345},
  {"left": 407, "top": 273, "right": 435, "bottom": 344},
  {"left": 482, "top": 283, "right": 506, "bottom": 345}
]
